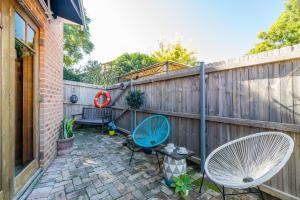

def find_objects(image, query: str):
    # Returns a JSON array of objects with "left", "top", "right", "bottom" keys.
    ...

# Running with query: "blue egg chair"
[{"left": 129, "top": 115, "right": 170, "bottom": 166}]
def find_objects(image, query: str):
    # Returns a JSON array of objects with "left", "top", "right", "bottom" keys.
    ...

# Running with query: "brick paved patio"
[{"left": 26, "top": 128, "right": 260, "bottom": 200}]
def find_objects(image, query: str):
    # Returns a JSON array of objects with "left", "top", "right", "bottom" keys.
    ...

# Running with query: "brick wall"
[{"left": 23, "top": 0, "right": 64, "bottom": 168}]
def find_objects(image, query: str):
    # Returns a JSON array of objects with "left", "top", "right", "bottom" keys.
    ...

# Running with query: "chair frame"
[
  {"left": 127, "top": 137, "right": 161, "bottom": 168},
  {"left": 199, "top": 170, "right": 265, "bottom": 200},
  {"left": 199, "top": 132, "right": 294, "bottom": 200},
  {"left": 128, "top": 115, "right": 170, "bottom": 167}
]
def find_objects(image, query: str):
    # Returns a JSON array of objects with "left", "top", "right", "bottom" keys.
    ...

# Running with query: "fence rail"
[{"left": 63, "top": 45, "right": 300, "bottom": 200}]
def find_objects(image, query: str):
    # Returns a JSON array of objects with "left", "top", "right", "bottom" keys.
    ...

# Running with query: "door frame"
[
  {"left": 12, "top": 1, "right": 40, "bottom": 197},
  {"left": 0, "top": 0, "right": 40, "bottom": 198},
  {"left": 0, "top": 0, "right": 3, "bottom": 198},
  {"left": 1, "top": 0, "right": 14, "bottom": 199}
]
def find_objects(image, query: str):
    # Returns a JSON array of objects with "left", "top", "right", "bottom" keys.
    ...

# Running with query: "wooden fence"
[
  {"left": 63, "top": 80, "right": 105, "bottom": 118},
  {"left": 64, "top": 45, "right": 300, "bottom": 199}
]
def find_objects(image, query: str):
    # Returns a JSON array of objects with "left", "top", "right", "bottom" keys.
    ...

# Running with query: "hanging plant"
[{"left": 125, "top": 90, "right": 145, "bottom": 110}]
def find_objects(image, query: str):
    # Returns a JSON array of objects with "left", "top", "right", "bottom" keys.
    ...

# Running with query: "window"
[
  {"left": 15, "top": 12, "right": 25, "bottom": 41},
  {"left": 27, "top": 25, "right": 35, "bottom": 48}
]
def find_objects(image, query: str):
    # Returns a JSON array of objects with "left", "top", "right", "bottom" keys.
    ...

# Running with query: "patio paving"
[{"left": 26, "top": 128, "right": 261, "bottom": 200}]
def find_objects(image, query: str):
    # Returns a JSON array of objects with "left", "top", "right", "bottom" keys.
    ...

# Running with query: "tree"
[
  {"left": 64, "top": 11, "right": 94, "bottom": 67},
  {"left": 79, "top": 60, "right": 118, "bottom": 86},
  {"left": 63, "top": 11, "right": 94, "bottom": 81},
  {"left": 63, "top": 67, "right": 82, "bottom": 82},
  {"left": 152, "top": 40, "right": 198, "bottom": 66},
  {"left": 80, "top": 53, "right": 157, "bottom": 85},
  {"left": 98, "top": 63, "right": 119, "bottom": 85},
  {"left": 112, "top": 53, "right": 158, "bottom": 75},
  {"left": 249, "top": 0, "right": 300, "bottom": 54},
  {"left": 81, "top": 60, "right": 117, "bottom": 85},
  {"left": 80, "top": 60, "right": 102, "bottom": 84}
]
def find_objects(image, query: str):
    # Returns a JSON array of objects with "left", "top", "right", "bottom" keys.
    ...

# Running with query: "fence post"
[
  {"left": 199, "top": 62, "right": 206, "bottom": 173},
  {"left": 130, "top": 79, "right": 135, "bottom": 133}
]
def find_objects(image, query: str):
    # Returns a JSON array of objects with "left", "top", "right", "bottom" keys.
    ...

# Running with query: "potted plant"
[
  {"left": 125, "top": 90, "right": 148, "bottom": 151},
  {"left": 125, "top": 90, "right": 145, "bottom": 110},
  {"left": 108, "top": 121, "right": 117, "bottom": 136},
  {"left": 57, "top": 117, "right": 76, "bottom": 155},
  {"left": 171, "top": 174, "right": 193, "bottom": 199}
]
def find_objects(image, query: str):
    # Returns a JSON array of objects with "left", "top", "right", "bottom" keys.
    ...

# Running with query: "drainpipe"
[{"left": 199, "top": 62, "right": 206, "bottom": 172}]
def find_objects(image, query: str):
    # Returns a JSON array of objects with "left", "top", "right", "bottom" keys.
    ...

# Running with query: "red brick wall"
[{"left": 23, "top": 0, "right": 64, "bottom": 168}]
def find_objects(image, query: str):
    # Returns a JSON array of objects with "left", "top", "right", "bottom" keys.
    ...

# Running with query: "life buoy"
[{"left": 94, "top": 90, "right": 111, "bottom": 108}]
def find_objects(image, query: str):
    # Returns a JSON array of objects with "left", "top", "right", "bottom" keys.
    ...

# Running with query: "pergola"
[{"left": 117, "top": 61, "right": 191, "bottom": 82}]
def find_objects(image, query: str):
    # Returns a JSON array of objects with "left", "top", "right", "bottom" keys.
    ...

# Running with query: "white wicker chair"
[{"left": 199, "top": 132, "right": 294, "bottom": 200}]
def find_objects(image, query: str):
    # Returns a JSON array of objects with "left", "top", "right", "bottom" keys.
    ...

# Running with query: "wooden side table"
[{"left": 154, "top": 145, "right": 195, "bottom": 186}]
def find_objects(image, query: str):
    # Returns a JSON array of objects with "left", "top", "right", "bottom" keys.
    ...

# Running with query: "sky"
[{"left": 81, "top": 0, "right": 284, "bottom": 66}]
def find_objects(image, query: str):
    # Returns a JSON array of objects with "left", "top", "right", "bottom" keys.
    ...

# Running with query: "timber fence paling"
[{"left": 63, "top": 44, "right": 300, "bottom": 199}]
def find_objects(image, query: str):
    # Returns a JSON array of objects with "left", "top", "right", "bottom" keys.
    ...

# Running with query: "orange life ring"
[{"left": 94, "top": 90, "right": 111, "bottom": 108}]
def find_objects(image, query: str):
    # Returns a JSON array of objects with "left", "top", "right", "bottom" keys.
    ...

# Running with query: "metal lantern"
[{"left": 70, "top": 94, "right": 78, "bottom": 104}]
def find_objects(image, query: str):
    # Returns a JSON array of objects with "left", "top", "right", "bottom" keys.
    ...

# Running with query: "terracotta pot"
[{"left": 57, "top": 136, "right": 74, "bottom": 156}]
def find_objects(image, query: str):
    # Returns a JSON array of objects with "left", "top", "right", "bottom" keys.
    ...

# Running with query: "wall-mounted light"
[{"left": 70, "top": 94, "right": 78, "bottom": 104}]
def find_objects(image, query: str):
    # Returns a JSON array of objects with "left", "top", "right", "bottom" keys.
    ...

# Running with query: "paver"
[
  {"left": 118, "top": 193, "right": 134, "bottom": 200},
  {"left": 54, "top": 190, "right": 66, "bottom": 200},
  {"left": 26, "top": 129, "right": 260, "bottom": 200},
  {"left": 93, "top": 179, "right": 104, "bottom": 188},
  {"left": 132, "top": 190, "right": 145, "bottom": 199},
  {"left": 65, "top": 188, "right": 86, "bottom": 199},
  {"left": 97, "top": 190, "right": 110, "bottom": 199},
  {"left": 160, "top": 185, "right": 173, "bottom": 196},
  {"left": 107, "top": 185, "right": 121, "bottom": 199},
  {"left": 72, "top": 177, "right": 82, "bottom": 186},
  {"left": 51, "top": 185, "right": 64, "bottom": 194},
  {"left": 113, "top": 181, "right": 126, "bottom": 194},
  {"left": 65, "top": 183, "right": 75, "bottom": 194}
]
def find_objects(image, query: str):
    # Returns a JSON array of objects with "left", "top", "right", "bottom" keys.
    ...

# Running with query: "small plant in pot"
[
  {"left": 171, "top": 174, "right": 193, "bottom": 199},
  {"left": 108, "top": 121, "right": 117, "bottom": 136},
  {"left": 125, "top": 90, "right": 145, "bottom": 110},
  {"left": 57, "top": 117, "right": 76, "bottom": 156}
]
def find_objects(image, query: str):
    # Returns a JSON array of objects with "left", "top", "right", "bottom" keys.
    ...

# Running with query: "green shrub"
[{"left": 125, "top": 90, "right": 145, "bottom": 110}]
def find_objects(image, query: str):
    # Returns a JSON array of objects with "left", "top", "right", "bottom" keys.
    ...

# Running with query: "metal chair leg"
[
  {"left": 100, "top": 124, "right": 105, "bottom": 134},
  {"left": 257, "top": 186, "right": 265, "bottom": 200},
  {"left": 199, "top": 170, "right": 205, "bottom": 193},
  {"left": 129, "top": 150, "right": 134, "bottom": 166},
  {"left": 155, "top": 151, "right": 161, "bottom": 170}
]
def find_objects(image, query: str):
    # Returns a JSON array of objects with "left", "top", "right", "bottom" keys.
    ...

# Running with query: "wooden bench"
[{"left": 73, "top": 107, "right": 112, "bottom": 133}]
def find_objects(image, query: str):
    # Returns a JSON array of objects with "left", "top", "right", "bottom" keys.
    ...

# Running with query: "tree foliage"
[
  {"left": 249, "top": 0, "right": 300, "bottom": 54},
  {"left": 70, "top": 53, "right": 158, "bottom": 85},
  {"left": 63, "top": 11, "right": 95, "bottom": 82},
  {"left": 64, "top": 11, "right": 94, "bottom": 67},
  {"left": 125, "top": 90, "right": 145, "bottom": 110},
  {"left": 80, "top": 60, "right": 118, "bottom": 86},
  {"left": 152, "top": 40, "right": 198, "bottom": 66},
  {"left": 63, "top": 67, "right": 82, "bottom": 82},
  {"left": 80, "top": 60, "right": 102, "bottom": 84},
  {"left": 98, "top": 64, "right": 119, "bottom": 85},
  {"left": 112, "top": 53, "right": 158, "bottom": 75}
]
